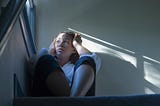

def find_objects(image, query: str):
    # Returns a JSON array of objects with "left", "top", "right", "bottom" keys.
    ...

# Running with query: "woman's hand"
[
  {"left": 73, "top": 33, "right": 82, "bottom": 47},
  {"left": 72, "top": 33, "right": 91, "bottom": 55}
]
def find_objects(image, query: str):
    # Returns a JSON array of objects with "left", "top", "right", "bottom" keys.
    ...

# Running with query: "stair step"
[{"left": 13, "top": 94, "right": 160, "bottom": 106}]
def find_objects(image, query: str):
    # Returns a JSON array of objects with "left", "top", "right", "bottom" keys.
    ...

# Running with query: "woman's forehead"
[{"left": 57, "top": 33, "right": 72, "bottom": 40}]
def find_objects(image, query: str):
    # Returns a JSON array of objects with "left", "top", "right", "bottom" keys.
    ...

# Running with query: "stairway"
[{"left": 13, "top": 94, "right": 160, "bottom": 106}]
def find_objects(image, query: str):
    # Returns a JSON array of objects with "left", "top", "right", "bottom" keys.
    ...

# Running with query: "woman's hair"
[{"left": 52, "top": 31, "right": 80, "bottom": 64}]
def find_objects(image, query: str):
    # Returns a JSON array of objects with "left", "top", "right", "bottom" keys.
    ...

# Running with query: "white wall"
[
  {"left": 36, "top": 0, "right": 160, "bottom": 96},
  {"left": 0, "top": 20, "right": 29, "bottom": 106}
]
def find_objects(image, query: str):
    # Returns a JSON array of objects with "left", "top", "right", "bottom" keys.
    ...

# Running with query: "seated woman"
[{"left": 31, "top": 31, "right": 101, "bottom": 96}]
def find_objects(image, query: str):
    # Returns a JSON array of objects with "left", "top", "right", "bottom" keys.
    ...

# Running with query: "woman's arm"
[
  {"left": 72, "top": 34, "right": 91, "bottom": 56},
  {"left": 70, "top": 34, "right": 95, "bottom": 96},
  {"left": 70, "top": 64, "right": 94, "bottom": 96}
]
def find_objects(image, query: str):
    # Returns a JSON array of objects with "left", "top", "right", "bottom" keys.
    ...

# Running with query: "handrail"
[
  {"left": 0, "top": 0, "right": 27, "bottom": 49},
  {"left": 19, "top": 5, "right": 37, "bottom": 57}
]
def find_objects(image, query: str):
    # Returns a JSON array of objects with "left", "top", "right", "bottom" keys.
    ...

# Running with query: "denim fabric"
[
  {"left": 31, "top": 55, "right": 96, "bottom": 96},
  {"left": 31, "top": 54, "right": 62, "bottom": 96},
  {"left": 71, "top": 56, "right": 96, "bottom": 96}
]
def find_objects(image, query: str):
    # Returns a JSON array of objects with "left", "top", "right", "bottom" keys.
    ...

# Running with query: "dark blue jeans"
[
  {"left": 72, "top": 56, "right": 96, "bottom": 96},
  {"left": 31, "top": 54, "right": 96, "bottom": 96}
]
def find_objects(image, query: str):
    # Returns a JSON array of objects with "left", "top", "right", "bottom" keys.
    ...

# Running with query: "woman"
[{"left": 31, "top": 31, "right": 101, "bottom": 96}]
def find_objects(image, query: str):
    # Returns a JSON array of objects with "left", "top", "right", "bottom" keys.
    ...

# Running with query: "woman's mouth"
[{"left": 57, "top": 48, "right": 64, "bottom": 53}]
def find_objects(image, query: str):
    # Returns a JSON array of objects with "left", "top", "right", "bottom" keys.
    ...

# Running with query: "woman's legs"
[
  {"left": 70, "top": 56, "right": 96, "bottom": 96},
  {"left": 46, "top": 69, "right": 70, "bottom": 96},
  {"left": 31, "top": 54, "right": 70, "bottom": 96},
  {"left": 70, "top": 64, "right": 94, "bottom": 96}
]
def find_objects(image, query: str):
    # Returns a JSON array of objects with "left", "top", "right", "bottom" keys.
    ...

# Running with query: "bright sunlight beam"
[
  {"left": 68, "top": 27, "right": 160, "bottom": 94},
  {"left": 68, "top": 28, "right": 135, "bottom": 54},
  {"left": 68, "top": 27, "right": 137, "bottom": 67}
]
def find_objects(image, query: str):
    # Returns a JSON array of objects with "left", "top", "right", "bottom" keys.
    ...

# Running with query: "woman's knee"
[
  {"left": 35, "top": 54, "right": 61, "bottom": 79},
  {"left": 70, "top": 64, "right": 94, "bottom": 96},
  {"left": 74, "top": 56, "right": 96, "bottom": 72},
  {"left": 46, "top": 70, "right": 70, "bottom": 96},
  {"left": 76, "top": 64, "right": 95, "bottom": 78}
]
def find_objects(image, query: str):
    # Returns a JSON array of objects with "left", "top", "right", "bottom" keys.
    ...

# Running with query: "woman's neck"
[{"left": 56, "top": 56, "right": 70, "bottom": 66}]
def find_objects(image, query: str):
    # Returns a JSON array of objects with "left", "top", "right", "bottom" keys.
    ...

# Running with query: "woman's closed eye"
[
  {"left": 56, "top": 39, "right": 70, "bottom": 47},
  {"left": 56, "top": 39, "right": 61, "bottom": 44},
  {"left": 63, "top": 40, "right": 70, "bottom": 47}
]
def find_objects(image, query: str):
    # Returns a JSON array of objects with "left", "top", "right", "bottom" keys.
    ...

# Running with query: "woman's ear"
[{"left": 72, "top": 48, "right": 77, "bottom": 53}]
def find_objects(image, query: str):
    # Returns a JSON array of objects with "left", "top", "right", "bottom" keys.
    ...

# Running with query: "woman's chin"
[{"left": 56, "top": 53, "right": 63, "bottom": 57}]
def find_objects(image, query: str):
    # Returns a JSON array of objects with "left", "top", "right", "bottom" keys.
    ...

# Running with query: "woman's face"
[{"left": 54, "top": 33, "right": 75, "bottom": 58}]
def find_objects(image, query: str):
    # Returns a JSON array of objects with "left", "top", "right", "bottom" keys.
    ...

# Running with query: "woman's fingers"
[{"left": 74, "top": 33, "right": 82, "bottom": 44}]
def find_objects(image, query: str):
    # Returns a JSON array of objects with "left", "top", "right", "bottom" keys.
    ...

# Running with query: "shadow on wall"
[
  {"left": 68, "top": 28, "right": 160, "bottom": 96},
  {"left": 96, "top": 53, "right": 145, "bottom": 96}
]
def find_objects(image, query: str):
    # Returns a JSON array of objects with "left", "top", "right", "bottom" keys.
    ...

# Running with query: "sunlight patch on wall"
[
  {"left": 82, "top": 38, "right": 137, "bottom": 67},
  {"left": 68, "top": 27, "right": 160, "bottom": 94},
  {"left": 68, "top": 27, "right": 135, "bottom": 54},
  {"left": 144, "top": 61, "right": 160, "bottom": 89},
  {"left": 68, "top": 28, "right": 137, "bottom": 67},
  {"left": 144, "top": 87, "right": 155, "bottom": 94},
  {"left": 143, "top": 56, "right": 160, "bottom": 65}
]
